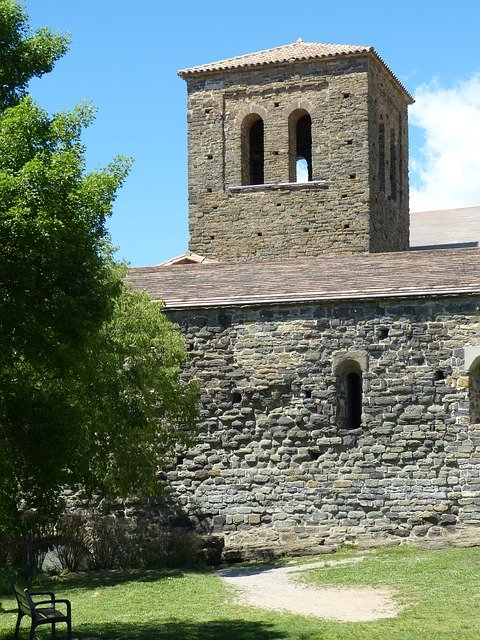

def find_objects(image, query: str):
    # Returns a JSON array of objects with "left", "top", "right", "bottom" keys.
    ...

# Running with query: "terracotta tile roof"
[
  {"left": 126, "top": 248, "right": 480, "bottom": 310},
  {"left": 178, "top": 39, "right": 413, "bottom": 103},
  {"left": 178, "top": 40, "right": 372, "bottom": 76}
]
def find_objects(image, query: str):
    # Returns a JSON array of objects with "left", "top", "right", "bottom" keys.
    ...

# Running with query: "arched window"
[
  {"left": 289, "top": 109, "right": 312, "bottom": 182},
  {"left": 335, "top": 360, "right": 363, "bottom": 429},
  {"left": 241, "top": 114, "right": 264, "bottom": 185},
  {"left": 470, "top": 358, "right": 480, "bottom": 424}
]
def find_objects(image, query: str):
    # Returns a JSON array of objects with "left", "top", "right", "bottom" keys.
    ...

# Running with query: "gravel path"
[{"left": 217, "top": 556, "right": 399, "bottom": 622}]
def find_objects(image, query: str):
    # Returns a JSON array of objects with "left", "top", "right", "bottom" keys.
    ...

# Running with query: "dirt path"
[{"left": 217, "top": 556, "right": 399, "bottom": 622}]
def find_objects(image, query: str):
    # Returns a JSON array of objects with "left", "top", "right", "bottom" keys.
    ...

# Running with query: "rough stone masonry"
[
  {"left": 160, "top": 296, "right": 480, "bottom": 556},
  {"left": 127, "top": 41, "right": 480, "bottom": 558},
  {"left": 179, "top": 41, "right": 411, "bottom": 261}
]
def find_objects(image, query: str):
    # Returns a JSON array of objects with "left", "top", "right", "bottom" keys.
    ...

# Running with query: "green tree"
[
  {"left": 80, "top": 285, "right": 198, "bottom": 500},
  {"left": 0, "top": 0, "right": 69, "bottom": 111},
  {"left": 0, "top": 2, "right": 197, "bottom": 536}
]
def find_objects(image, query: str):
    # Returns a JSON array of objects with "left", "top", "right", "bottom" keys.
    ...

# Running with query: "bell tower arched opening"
[
  {"left": 241, "top": 114, "right": 264, "bottom": 185},
  {"left": 288, "top": 109, "right": 312, "bottom": 182}
]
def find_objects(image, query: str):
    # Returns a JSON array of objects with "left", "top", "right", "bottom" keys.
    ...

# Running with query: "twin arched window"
[{"left": 241, "top": 110, "right": 313, "bottom": 186}]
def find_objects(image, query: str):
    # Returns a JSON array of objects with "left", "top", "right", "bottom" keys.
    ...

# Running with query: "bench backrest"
[{"left": 12, "top": 583, "right": 34, "bottom": 616}]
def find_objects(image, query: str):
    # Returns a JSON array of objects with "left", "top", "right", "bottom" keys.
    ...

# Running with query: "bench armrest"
[
  {"left": 33, "top": 597, "right": 71, "bottom": 614},
  {"left": 32, "top": 599, "right": 57, "bottom": 607},
  {"left": 30, "top": 591, "right": 55, "bottom": 600},
  {"left": 48, "top": 598, "right": 71, "bottom": 612},
  {"left": 51, "top": 599, "right": 71, "bottom": 607}
]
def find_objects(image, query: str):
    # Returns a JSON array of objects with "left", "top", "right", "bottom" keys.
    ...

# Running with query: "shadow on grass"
[
  {"left": 78, "top": 619, "right": 287, "bottom": 640},
  {"left": 38, "top": 569, "right": 189, "bottom": 592},
  {"left": 217, "top": 564, "right": 280, "bottom": 579}
]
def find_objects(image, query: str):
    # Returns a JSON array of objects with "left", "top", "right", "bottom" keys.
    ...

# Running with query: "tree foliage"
[
  {"left": 0, "top": 2, "right": 197, "bottom": 535},
  {"left": 80, "top": 285, "right": 198, "bottom": 500},
  {"left": 0, "top": 98, "right": 125, "bottom": 367},
  {"left": 0, "top": 0, "right": 69, "bottom": 111}
]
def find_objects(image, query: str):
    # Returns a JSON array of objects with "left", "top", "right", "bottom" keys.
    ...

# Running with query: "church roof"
[
  {"left": 127, "top": 248, "right": 480, "bottom": 310},
  {"left": 157, "top": 252, "right": 218, "bottom": 266},
  {"left": 178, "top": 40, "right": 413, "bottom": 102},
  {"left": 410, "top": 205, "right": 480, "bottom": 250},
  {"left": 178, "top": 41, "right": 371, "bottom": 76}
]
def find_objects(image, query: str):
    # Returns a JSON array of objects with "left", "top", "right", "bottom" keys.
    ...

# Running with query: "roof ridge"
[{"left": 129, "top": 246, "right": 480, "bottom": 272}]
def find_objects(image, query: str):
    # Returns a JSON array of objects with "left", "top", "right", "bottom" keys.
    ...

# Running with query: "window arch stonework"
[{"left": 334, "top": 358, "right": 363, "bottom": 430}]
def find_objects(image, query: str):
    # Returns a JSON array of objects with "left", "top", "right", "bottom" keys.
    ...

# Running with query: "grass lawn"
[{"left": 0, "top": 545, "right": 479, "bottom": 639}]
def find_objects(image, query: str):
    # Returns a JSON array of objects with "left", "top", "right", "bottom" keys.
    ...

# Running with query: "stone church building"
[{"left": 128, "top": 41, "right": 480, "bottom": 557}]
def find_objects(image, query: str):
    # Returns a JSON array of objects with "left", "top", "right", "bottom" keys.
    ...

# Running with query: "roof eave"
[
  {"left": 178, "top": 49, "right": 413, "bottom": 104},
  {"left": 178, "top": 48, "right": 372, "bottom": 79},
  {"left": 159, "top": 286, "right": 480, "bottom": 311}
]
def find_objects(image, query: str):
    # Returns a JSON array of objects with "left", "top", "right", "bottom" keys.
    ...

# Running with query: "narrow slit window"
[
  {"left": 378, "top": 121, "right": 385, "bottom": 193},
  {"left": 335, "top": 360, "right": 363, "bottom": 429},
  {"left": 346, "top": 371, "right": 362, "bottom": 429},
  {"left": 398, "top": 114, "right": 403, "bottom": 204},
  {"left": 390, "top": 128, "right": 397, "bottom": 200},
  {"left": 470, "top": 360, "right": 480, "bottom": 424}
]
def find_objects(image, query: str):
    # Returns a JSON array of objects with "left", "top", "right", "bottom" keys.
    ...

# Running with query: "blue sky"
[{"left": 25, "top": 0, "right": 480, "bottom": 266}]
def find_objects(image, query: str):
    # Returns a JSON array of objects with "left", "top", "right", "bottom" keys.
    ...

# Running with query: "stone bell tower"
[{"left": 178, "top": 40, "right": 413, "bottom": 262}]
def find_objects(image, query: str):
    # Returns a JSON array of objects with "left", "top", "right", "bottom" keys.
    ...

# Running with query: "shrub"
[
  {"left": 0, "top": 526, "right": 57, "bottom": 588},
  {"left": 134, "top": 522, "right": 201, "bottom": 569},
  {"left": 0, "top": 564, "right": 23, "bottom": 595},
  {"left": 0, "top": 532, "right": 28, "bottom": 592},
  {"left": 0, "top": 513, "right": 207, "bottom": 577},
  {"left": 88, "top": 515, "right": 132, "bottom": 570},
  {"left": 0, "top": 531, "right": 27, "bottom": 569},
  {"left": 86, "top": 517, "right": 202, "bottom": 570},
  {"left": 53, "top": 514, "right": 90, "bottom": 572}
]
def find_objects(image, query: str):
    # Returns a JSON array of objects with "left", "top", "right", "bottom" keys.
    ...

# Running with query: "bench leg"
[
  {"left": 14, "top": 612, "right": 23, "bottom": 640},
  {"left": 67, "top": 618, "right": 72, "bottom": 640},
  {"left": 28, "top": 621, "right": 36, "bottom": 640},
  {"left": 52, "top": 622, "right": 56, "bottom": 640}
]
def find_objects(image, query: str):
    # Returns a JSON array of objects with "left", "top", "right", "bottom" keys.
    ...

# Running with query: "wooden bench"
[{"left": 12, "top": 583, "right": 72, "bottom": 640}]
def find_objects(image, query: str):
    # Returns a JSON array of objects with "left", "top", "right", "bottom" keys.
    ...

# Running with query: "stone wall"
[
  {"left": 163, "top": 295, "right": 480, "bottom": 555},
  {"left": 184, "top": 55, "right": 410, "bottom": 262},
  {"left": 368, "top": 58, "right": 410, "bottom": 252}
]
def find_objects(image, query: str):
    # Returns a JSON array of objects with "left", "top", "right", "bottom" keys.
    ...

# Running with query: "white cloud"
[{"left": 410, "top": 74, "right": 480, "bottom": 212}]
